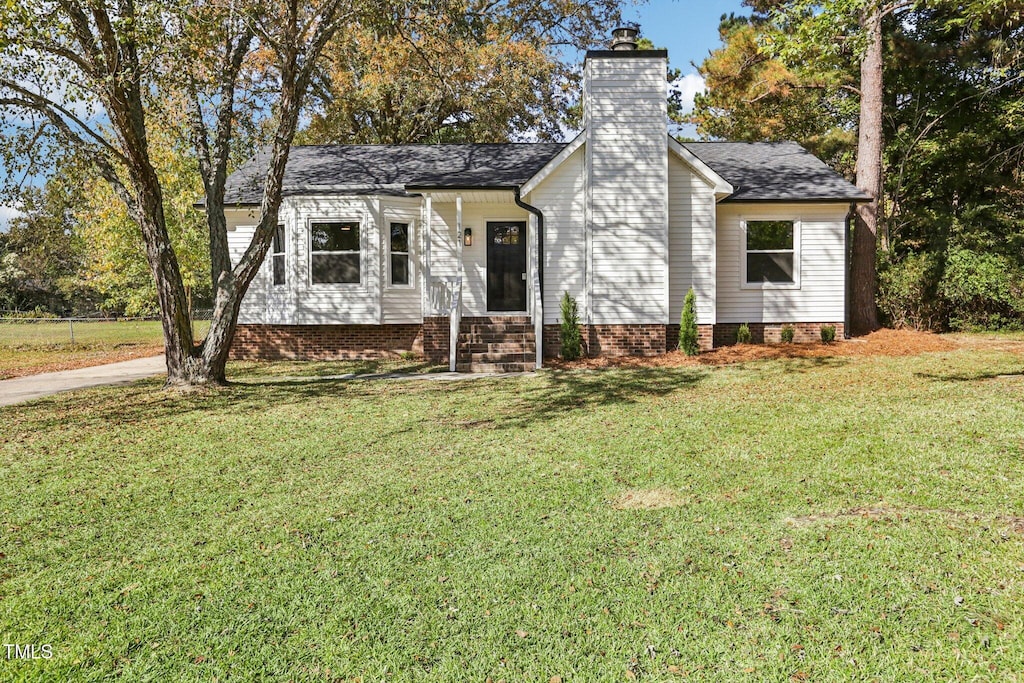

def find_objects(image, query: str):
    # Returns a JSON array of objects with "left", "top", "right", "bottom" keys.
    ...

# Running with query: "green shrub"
[
  {"left": 877, "top": 251, "right": 945, "bottom": 330},
  {"left": 780, "top": 324, "right": 795, "bottom": 343},
  {"left": 736, "top": 323, "right": 751, "bottom": 344},
  {"left": 821, "top": 325, "right": 836, "bottom": 343},
  {"left": 559, "top": 291, "right": 582, "bottom": 360},
  {"left": 679, "top": 287, "right": 700, "bottom": 355},
  {"left": 939, "top": 248, "right": 1024, "bottom": 331}
]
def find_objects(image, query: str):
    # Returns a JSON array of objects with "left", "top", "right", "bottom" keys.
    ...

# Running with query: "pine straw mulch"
[{"left": 548, "top": 329, "right": 979, "bottom": 370}]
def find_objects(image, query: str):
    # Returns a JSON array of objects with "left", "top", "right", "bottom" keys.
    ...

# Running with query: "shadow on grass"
[
  {"left": 494, "top": 367, "right": 708, "bottom": 429},
  {"left": 4, "top": 364, "right": 712, "bottom": 434},
  {"left": 713, "top": 354, "right": 852, "bottom": 379},
  {"left": 915, "top": 368, "right": 1024, "bottom": 382},
  {"left": 6, "top": 354, "right": 857, "bottom": 434}
]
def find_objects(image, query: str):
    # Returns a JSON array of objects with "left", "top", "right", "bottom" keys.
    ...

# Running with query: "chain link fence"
[{"left": 0, "top": 311, "right": 213, "bottom": 348}]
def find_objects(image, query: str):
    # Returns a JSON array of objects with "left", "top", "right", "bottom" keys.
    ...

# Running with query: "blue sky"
[
  {"left": 623, "top": 0, "right": 747, "bottom": 72},
  {"left": 622, "top": 0, "right": 748, "bottom": 133}
]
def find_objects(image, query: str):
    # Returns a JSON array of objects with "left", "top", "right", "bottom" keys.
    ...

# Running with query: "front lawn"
[{"left": 1, "top": 344, "right": 1023, "bottom": 680}]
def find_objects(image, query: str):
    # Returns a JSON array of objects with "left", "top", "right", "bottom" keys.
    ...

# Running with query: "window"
[
  {"left": 272, "top": 224, "right": 285, "bottom": 286},
  {"left": 311, "top": 221, "right": 360, "bottom": 284},
  {"left": 389, "top": 222, "right": 410, "bottom": 286},
  {"left": 744, "top": 219, "right": 797, "bottom": 285}
]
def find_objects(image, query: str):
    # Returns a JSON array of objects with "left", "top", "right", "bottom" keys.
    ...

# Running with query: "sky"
[
  {"left": 0, "top": 0, "right": 749, "bottom": 232},
  {"left": 621, "top": 0, "right": 748, "bottom": 133}
]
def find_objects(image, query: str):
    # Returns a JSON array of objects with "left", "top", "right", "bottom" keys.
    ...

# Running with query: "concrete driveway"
[{"left": 0, "top": 355, "right": 166, "bottom": 407}]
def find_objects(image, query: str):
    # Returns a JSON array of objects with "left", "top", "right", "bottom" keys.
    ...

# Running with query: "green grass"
[
  {"left": 2, "top": 346, "right": 1023, "bottom": 680},
  {"left": 0, "top": 320, "right": 209, "bottom": 378}
]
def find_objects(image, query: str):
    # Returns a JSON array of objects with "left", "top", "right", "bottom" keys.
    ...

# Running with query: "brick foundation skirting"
[
  {"left": 666, "top": 324, "right": 714, "bottom": 352},
  {"left": 713, "top": 322, "right": 845, "bottom": 347},
  {"left": 542, "top": 323, "right": 680, "bottom": 358},
  {"left": 422, "top": 316, "right": 449, "bottom": 363},
  {"left": 230, "top": 324, "right": 424, "bottom": 361},
  {"left": 231, "top": 320, "right": 845, "bottom": 362}
]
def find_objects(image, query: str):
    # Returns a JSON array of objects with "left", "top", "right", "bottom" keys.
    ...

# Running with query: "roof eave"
[
  {"left": 668, "top": 137, "right": 734, "bottom": 195},
  {"left": 403, "top": 184, "right": 521, "bottom": 192},
  {"left": 719, "top": 195, "right": 872, "bottom": 204}
]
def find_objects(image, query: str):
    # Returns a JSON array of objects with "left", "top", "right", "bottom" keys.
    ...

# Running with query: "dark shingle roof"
[
  {"left": 223, "top": 143, "right": 566, "bottom": 205},
  {"left": 682, "top": 141, "right": 869, "bottom": 202},
  {"left": 221, "top": 139, "right": 867, "bottom": 205}
]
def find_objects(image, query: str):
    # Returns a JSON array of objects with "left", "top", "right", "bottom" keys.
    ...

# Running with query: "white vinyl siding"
[
  {"left": 525, "top": 144, "right": 586, "bottom": 324},
  {"left": 668, "top": 153, "right": 716, "bottom": 325},
  {"left": 251, "top": 196, "right": 381, "bottom": 324},
  {"left": 585, "top": 54, "right": 669, "bottom": 324},
  {"left": 226, "top": 208, "right": 266, "bottom": 324},
  {"left": 716, "top": 203, "right": 847, "bottom": 323}
]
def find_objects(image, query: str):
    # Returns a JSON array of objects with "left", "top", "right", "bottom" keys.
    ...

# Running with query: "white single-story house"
[{"left": 224, "top": 29, "right": 868, "bottom": 371}]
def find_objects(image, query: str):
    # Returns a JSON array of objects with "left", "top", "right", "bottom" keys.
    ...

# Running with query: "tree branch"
[{"left": 0, "top": 80, "right": 128, "bottom": 164}]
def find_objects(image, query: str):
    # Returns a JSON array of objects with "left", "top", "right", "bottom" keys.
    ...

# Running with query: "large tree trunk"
[
  {"left": 851, "top": 1, "right": 884, "bottom": 335},
  {"left": 122, "top": 140, "right": 205, "bottom": 387}
]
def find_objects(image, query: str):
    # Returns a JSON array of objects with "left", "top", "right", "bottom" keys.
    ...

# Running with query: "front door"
[{"left": 486, "top": 221, "right": 528, "bottom": 312}]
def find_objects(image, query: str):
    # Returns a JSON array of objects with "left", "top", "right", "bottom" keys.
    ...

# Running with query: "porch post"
[
  {"left": 423, "top": 194, "right": 432, "bottom": 314},
  {"left": 529, "top": 213, "right": 542, "bottom": 369},
  {"left": 455, "top": 194, "right": 463, "bottom": 271},
  {"left": 450, "top": 194, "right": 464, "bottom": 372}
]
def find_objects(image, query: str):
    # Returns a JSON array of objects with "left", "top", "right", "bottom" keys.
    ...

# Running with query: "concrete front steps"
[{"left": 455, "top": 316, "right": 536, "bottom": 373}]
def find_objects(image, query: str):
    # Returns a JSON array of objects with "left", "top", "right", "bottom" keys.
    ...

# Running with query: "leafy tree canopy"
[{"left": 299, "top": 0, "right": 623, "bottom": 144}]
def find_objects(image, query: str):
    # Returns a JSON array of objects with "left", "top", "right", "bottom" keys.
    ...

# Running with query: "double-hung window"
[
  {"left": 271, "top": 224, "right": 286, "bottom": 286},
  {"left": 743, "top": 219, "right": 798, "bottom": 286},
  {"left": 311, "top": 221, "right": 361, "bottom": 284},
  {"left": 389, "top": 222, "right": 411, "bottom": 286}
]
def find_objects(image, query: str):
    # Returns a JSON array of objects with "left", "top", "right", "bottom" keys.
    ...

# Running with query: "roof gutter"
[
  {"left": 404, "top": 184, "right": 520, "bottom": 192},
  {"left": 514, "top": 187, "right": 544, "bottom": 362}
]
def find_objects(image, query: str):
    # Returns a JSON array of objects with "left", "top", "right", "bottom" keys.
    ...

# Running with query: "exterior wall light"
[{"left": 464, "top": 228, "right": 472, "bottom": 247}]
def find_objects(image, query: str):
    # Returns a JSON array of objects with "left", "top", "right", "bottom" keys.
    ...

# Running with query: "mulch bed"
[{"left": 548, "top": 329, "right": 964, "bottom": 370}]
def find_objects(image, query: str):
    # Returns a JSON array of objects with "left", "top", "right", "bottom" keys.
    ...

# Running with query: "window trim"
[
  {"left": 740, "top": 217, "right": 801, "bottom": 290},
  {"left": 386, "top": 219, "right": 415, "bottom": 289},
  {"left": 271, "top": 223, "right": 286, "bottom": 286},
  {"left": 307, "top": 217, "right": 364, "bottom": 287}
]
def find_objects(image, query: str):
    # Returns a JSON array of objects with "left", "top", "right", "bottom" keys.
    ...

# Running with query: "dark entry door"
[{"left": 486, "top": 221, "right": 528, "bottom": 312}]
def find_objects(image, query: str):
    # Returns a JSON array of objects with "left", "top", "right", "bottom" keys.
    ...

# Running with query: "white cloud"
[
  {"left": 0, "top": 205, "right": 23, "bottom": 233},
  {"left": 671, "top": 72, "right": 707, "bottom": 115}
]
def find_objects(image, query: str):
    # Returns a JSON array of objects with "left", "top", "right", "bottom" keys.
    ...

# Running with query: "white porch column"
[
  {"left": 422, "top": 194, "right": 432, "bottom": 314},
  {"left": 455, "top": 194, "right": 463, "bottom": 274},
  {"left": 450, "top": 194, "right": 464, "bottom": 371},
  {"left": 529, "top": 213, "right": 542, "bottom": 369}
]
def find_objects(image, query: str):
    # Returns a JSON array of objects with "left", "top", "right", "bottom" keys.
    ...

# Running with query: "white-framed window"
[
  {"left": 271, "top": 224, "right": 286, "bottom": 286},
  {"left": 310, "top": 220, "right": 361, "bottom": 284},
  {"left": 388, "top": 221, "right": 412, "bottom": 287},
  {"left": 741, "top": 218, "right": 800, "bottom": 288}
]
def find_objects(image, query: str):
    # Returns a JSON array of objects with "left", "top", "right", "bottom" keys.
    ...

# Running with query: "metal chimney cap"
[{"left": 610, "top": 25, "right": 639, "bottom": 51}]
